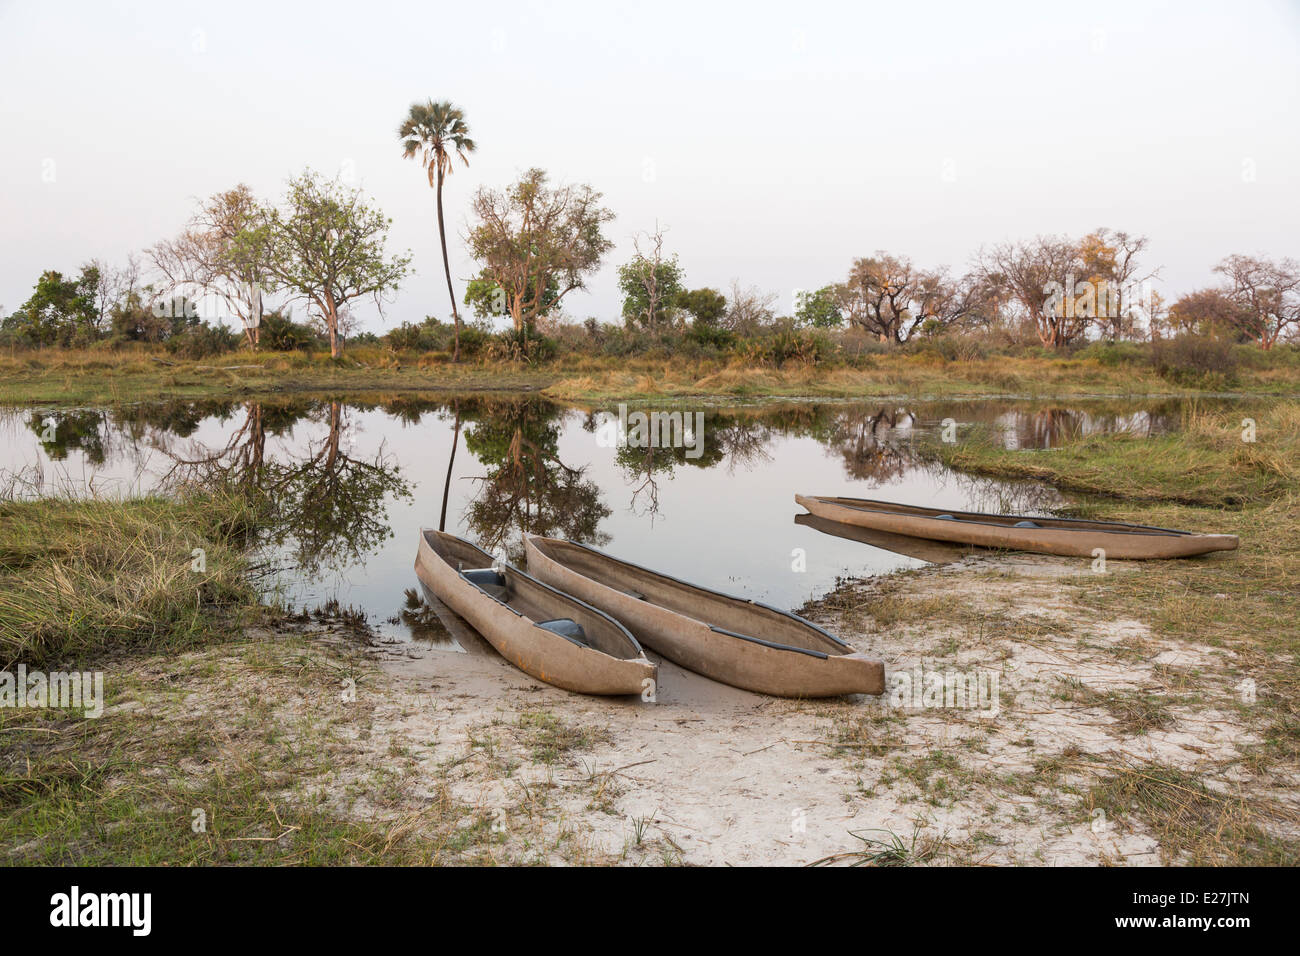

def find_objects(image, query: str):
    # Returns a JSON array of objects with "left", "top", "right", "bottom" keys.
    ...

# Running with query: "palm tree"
[{"left": 399, "top": 100, "right": 476, "bottom": 361}]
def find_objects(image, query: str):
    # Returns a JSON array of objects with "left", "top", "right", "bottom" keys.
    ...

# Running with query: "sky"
[{"left": 1, "top": 0, "right": 1298, "bottom": 331}]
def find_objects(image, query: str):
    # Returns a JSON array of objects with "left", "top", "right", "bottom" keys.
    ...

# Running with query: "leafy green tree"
[
  {"left": 467, "top": 168, "right": 614, "bottom": 335},
  {"left": 262, "top": 171, "right": 412, "bottom": 359},
  {"left": 464, "top": 267, "right": 559, "bottom": 323},
  {"left": 2, "top": 267, "right": 100, "bottom": 346},
  {"left": 616, "top": 227, "right": 683, "bottom": 330},
  {"left": 675, "top": 287, "right": 729, "bottom": 327},
  {"left": 794, "top": 286, "right": 843, "bottom": 328},
  {"left": 399, "top": 100, "right": 476, "bottom": 361},
  {"left": 617, "top": 254, "right": 684, "bottom": 329}
]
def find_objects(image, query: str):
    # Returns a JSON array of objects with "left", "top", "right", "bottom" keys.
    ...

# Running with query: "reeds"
[{"left": 0, "top": 481, "right": 258, "bottom": 666}]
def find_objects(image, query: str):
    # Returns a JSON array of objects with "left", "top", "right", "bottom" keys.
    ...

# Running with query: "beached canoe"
[
  {"left": 524, "top": 536, "right": 885, "bottom": 697},
  {"left": 795, "top": 495, "right": 1239, "bottom": 559},
  {"left": 415, "top": 530, "right": 657, "bottom": 696}
]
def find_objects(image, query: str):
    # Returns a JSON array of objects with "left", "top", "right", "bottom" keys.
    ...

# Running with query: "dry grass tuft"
[{"left": 0, "top": 489, "right": 258, "bottom": 665}]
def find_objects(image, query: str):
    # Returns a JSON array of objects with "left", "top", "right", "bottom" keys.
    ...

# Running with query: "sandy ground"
[
  {"left": 90, "top": 550, "right": 1291, "bottom": 865},
  {"left": 320, "top": 550, "right": 1287, "bottom": 865}
]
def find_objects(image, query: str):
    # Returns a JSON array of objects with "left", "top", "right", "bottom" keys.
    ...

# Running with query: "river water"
[{"left": 0, "top": 394, "right": 1202, "bottom": 642}]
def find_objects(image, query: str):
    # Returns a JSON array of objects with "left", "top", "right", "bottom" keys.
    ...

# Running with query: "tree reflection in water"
[
  {"left": 158, "top": 399, "right": 411, "bottom": 575},
  {"left": 460, "top": 397, "right": 609, "bottom": 564},
  {"left": 821, "top": 406, "right": 918, "bottom": 483},
  {"left": 602, "top": 407, "right": 774, "bottom": 518}
]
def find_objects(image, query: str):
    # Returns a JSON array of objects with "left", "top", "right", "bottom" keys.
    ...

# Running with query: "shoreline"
[{"left": 4, "top": 348, "right": 1299, "bottom": 406}]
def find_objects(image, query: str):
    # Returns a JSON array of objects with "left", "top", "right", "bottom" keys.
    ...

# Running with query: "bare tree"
[
  {"left": 85, "top": 254, "right": 143, "bottom": 335},
  {"left": 831, "top": 254, "right": 971, "bottom": 342},
  {"left": 975, "top": 236, "right": 1089, "bottom": 348},
  {"left": 1167, "top": 288, "right": 1251, "bottom": 340},
  {"left": 617, "top": 224, "right": 684, "bottom": 330},
  {"left": 723, "top": 280, "right": 778, "bottom": 334},
  {"left": 1214, "top": 254, "right": 1300, "bottom": 349},
  {"left": 1080, "top": 228, "right": 1159, "bottom": 341},
  {"left": 147, "top": 185, "right": 271, "bottom": 348}
]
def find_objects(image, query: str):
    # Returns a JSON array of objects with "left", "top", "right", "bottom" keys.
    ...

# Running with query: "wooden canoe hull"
[
  {"left": 525, "top": 536, "right": 884, "bottom": 698},
  {"left": 415, "top": 530, "right": 657, "bottom": 696},
  {"left": 796, "top": 495, "right": 1239, "bottom": 560}
]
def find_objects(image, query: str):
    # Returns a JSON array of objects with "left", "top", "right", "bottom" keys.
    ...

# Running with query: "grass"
[
  {"left": 0, "top": 347, "right": 553, "bottom": 405},
  {"left": 1054, "top": 679, "right": 1177, "bottom": 736},
  {"left": 1087, "top": 762, "right": 1300, "bottom": 865},
  {"left": 516, "top": 710, "right": 612, "bottom": 765},
  {"left": 5, "top": 345, "right": 1299, "bottom": 405},
  {"left": 543, "top": 354, "right": 1300, "bottom": 403},
  {"left": 927, "top": 398, "right": 1300, "bottom": 863},
  {"left": 809, "top": 825, "right": 948, "bottom": 866},
  {"left": 0, "top": 487, "right": 261, "bottom": 667},
  {"left": 934, "top": 400, "right": 1298, "bottom": 507},
  {"left": 0, "top": 635, "right": 506, "bottom": 865}
]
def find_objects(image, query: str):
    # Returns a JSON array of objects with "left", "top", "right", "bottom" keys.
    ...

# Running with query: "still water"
[{"left": 0, "top": 395, "right": 1196, "bottom": 641}]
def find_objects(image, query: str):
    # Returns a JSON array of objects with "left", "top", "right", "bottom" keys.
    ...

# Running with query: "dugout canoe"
[
  {"left": 524, "top": 535, "right": 885, "bottom": 698},
  {"left": 795, "top": 495, "right": 1239, "bottom": 559},
  {"left": 415, "top": 530, "right": 657, "bottom": 695}
]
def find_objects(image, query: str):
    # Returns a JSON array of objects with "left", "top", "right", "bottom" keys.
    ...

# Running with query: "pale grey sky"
[{"left": 1, "top": 0, "right": 1297, "bottom": 330}]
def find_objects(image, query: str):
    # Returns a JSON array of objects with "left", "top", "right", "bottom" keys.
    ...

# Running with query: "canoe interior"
[
  {"left": 807, "top": 496, "right": 1195, "bottom": 537},
  {"left": 422, "top": 531, "right": 645, "bottom": 660},
  {"left": 529, "top": 537, "right": 849, "bottom": 656}
]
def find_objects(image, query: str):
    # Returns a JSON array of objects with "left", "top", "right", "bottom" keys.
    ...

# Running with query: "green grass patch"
[
  {"left": 0, "top": 489, "right": 260, "bottom": 666},
  {"left": 932, "top": 401, "right": 1298, "bottom": 508}
]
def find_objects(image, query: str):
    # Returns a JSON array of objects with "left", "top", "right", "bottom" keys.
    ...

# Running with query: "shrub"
[
  {"left": 484, "top": 328, "right": 558, "bottom": 364},
  {"left": 385, "top": 321, "right": 427, "bottom": 351},
  {"left": 686, "top": 322, "right": 736, "bottom": 350},
  {"left": 456, "top": 322, "right": 493, "bottom": 357},
  {"left": 166, "top": 321, "right": 240, "bottom": 359},
  {"left": 1150, "top": 335, "right": 1239, "bottom": 388},
  {"left": 739, "top": 326, "right": 830, "bottom": 367},
  {"left": 1077, "top": 340, "right": 1145, "bottom": 367},
  {"left": 911, "top": 334, "right": 992, "bottom": 362},
  {"left": 259, "top": 312, "right": 319, "bottom": 352}
]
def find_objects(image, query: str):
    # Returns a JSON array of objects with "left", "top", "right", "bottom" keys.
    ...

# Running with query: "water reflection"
[
  {"left": 462, "top": 397, "right": 609, "bottom": 563},
  {"left": 154, "top": 399, "right": 411, "bottom": 574},
  {"left": 0, "top": 394, "right": 1211, "bottom": 636},
  {"left": 794, "top": 513, "right": 974, "bottom": 565}
]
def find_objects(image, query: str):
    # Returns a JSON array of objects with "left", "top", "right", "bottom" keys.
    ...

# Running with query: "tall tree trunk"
[
  {"left": 439, "top": 400, "right": 461, "bottom": 532},
  {"left": 436, "top": 170, "right": 461, "bottom": 363},
  {"left": 328, "top": 304, "right": 340, "bottom": 359}
]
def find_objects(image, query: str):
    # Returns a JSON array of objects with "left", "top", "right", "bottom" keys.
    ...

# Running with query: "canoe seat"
[
  {"left": 934, "top": 514, "right": 957, "bottom": 521},
  {"left": 462, "top": 568, "right": 508, "bottom": 601},
  {"left": 1012, "top": 520, "right": 1041, "bottom": 529},
  {"left": 535, "top": 618, "right": 592, "bottom": 648}
]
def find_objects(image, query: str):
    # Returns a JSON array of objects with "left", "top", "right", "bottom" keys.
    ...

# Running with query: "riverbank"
[
  {"left": 4, "top": 347, "right": 1300, "bottom": 405},
  {"left": 2, "top": 402, "right": 1296, "bottom": 864}
]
